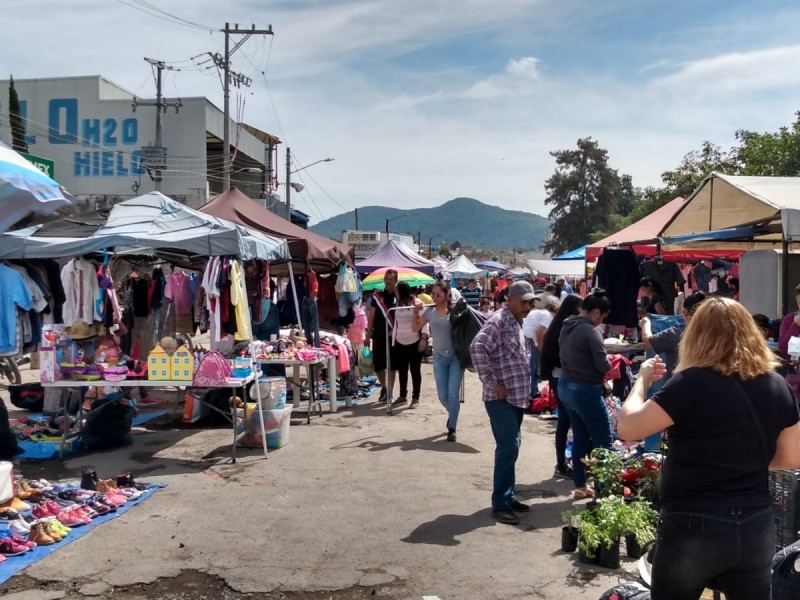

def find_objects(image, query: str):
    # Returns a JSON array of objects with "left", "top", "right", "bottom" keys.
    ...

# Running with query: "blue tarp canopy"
[
  {"left": 0, "top": 192, "right": 290, "bottom": 261},
  {"left": 554, "top": 245, "right": 587, "bottom": 260},
  {"left": 474, "top": 260, "right": 508, "bottom": 271}
]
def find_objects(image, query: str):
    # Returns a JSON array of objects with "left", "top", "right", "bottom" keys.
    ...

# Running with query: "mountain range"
[{"left": 310, "top": 198, "right": 550, "bottom": 250}]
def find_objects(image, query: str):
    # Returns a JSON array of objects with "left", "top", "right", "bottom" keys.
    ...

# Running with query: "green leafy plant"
[
  {"left": 619, "top": 499, "right": 658, "bottom": 546},
  {"left": 582, "top": 447, "right": 625, "bottom": 498},
  {"left": 577, "top": 496, "right": 627, "bottom": 557},
  {"left": 561, "top": 507, "right": 581, "bottom": 530}
]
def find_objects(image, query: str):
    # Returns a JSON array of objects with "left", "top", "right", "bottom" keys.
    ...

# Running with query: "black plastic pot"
[
  {"left": 625, "top": 534, "right": 644, "bottom": 559},
  {"left": 561, "top": 527, "right": 578, "bottom": 552},
  {"left": 598, "top": 539, "right": 621, "bottom": 569},
  {"left": 578, "top": 547, "right": 600, "bottom": 565}
]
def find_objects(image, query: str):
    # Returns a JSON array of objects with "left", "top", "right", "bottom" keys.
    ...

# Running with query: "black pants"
[
  {"left": 550, "top": 377, "right": 571, "bottom": 467},
  {"left": 651, "top": 506, "right": 774, "bottom": 600},
  {"left": 391, "top": 341, "right": 422, "bottom": 399}
]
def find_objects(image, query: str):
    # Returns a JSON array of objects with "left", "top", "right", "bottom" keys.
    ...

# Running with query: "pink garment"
[
  {"left": 336, "top": 342, "right": 350, "bottom": 374},
  {"left": 165, "top": 271, "right": 193, "bottom": 316},
  {"left": 348, "top": 306, "right": 367, "bottom": 344}
]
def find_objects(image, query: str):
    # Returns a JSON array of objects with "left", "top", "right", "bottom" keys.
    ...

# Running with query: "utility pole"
[
  {"left": 354, "top": 207, "right": 359, "bottom": 230},
  {"left": 133, "top": 57, "right": 182, "bottom": 191},
  {"left": 285, "top": 146, "right": 292, "bottom": 220},
  {"left": 218, "top": 22, "right": 273, "bottom": 191}
]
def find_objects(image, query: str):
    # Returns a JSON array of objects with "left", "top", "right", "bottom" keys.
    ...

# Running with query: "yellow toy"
[
  {"left": 170, "top": 345, "right": 195, "bottom": 381},
  {"left": 147, "top": 344, "right": 170, "bottom": 381}
]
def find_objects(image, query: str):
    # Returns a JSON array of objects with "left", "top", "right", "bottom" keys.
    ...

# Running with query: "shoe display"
[
  {"left": 80, "top": 466, "right": 99, "bottom": 491},
  {"left": 57, "top": 510, "right": 85, "bottom": 527},
  {"left": 0, "top": 509, "right": 20, "bottom": 521},
  {"left": 42, "top": 520, "right": 64, "bottom": 542},
  {"left": 0, "top": 537, "right": 31, "bottom": 556},
  {"left": 1, "top": 497, "right": 31, "bottom": 512},
  {"left": 8, "top": 519, "right": 31, "bottom": 536},
  {"left": 5, "top": 532, "right": 36, "bottom": 550},
  {"left": 492, "top": 510, "right": 521, "bottom": 525}
]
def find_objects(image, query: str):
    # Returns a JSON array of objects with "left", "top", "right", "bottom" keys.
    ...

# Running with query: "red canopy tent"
[
  {"left": 198, "top": 187, "right": 353, "bottom": 273},
  {"left": 586, "top": 197, "right": 742, "bottom": 262}
]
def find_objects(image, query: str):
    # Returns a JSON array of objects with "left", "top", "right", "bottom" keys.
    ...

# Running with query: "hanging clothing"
[
  {"left": 594, "top": 248, "right": 640, "bottom": 327},
  {"left": 0, "top": 263, "right": 34, "bottom": 354},
  {"left": 61, "top": 258, "right": 101, "bottom": 326},
  {"left": 230, "top": 259, "right": 252, "bottom": 341},
  {"left": 641, "top": 258, "right": 684, "bottom": 315}
]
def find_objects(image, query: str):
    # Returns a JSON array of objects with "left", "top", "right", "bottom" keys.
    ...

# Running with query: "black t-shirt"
[
  {"left": 369, "top": 290, "right": 397, "bottom": 343},
  {"left": 653, "top": 368, "right": 799, "bottom": 511}
]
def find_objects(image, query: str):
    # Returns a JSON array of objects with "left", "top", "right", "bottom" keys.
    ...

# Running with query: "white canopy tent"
[
  {"left": 445, "top": 254, "right": 488, "bottom": 279},
  {"left": 526, "top": 258, "right": 584, "bottom": 277}
]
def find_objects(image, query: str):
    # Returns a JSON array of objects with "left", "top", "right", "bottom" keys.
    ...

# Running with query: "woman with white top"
[
  {"left": 522, "top": 295, "right": 560, "bottom": 402},
  {"left": 391, "top": 282, "right": 427, "bottom": 407},
  {"left": 413, "top": 280, "right": 464, "bottom": 441}
]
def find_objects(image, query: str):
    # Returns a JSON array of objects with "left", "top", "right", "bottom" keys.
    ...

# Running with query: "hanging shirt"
[
  {"left": 641, "top": 258, "right": 685, "bottom": 315},
  {"left": 0, "top": 263, "right": 34, "bottom": 354},
  {"left": 230, "top": 260, "right": 252, "bottom": 341},
  {"left": 165, "top": 271, "right": 193, "bottom": 316},
  {"left": 61, "top": 258, "right": 101, "bottom": 325}
]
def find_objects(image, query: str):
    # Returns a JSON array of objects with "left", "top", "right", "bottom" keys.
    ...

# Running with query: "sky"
[{"left": 4, "top": 0, "right": 800, "bottom": 223}]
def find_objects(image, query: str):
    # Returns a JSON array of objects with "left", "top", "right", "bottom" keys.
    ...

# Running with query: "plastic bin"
[
  {"left": 239, "top": 405, "right": 293, "bottom": 449},
  {"left": 769, "top": 469, "right": 800, "bottom": 549},
  {"left": 248, "top": 376, "right": 286, "bottom": 410}
]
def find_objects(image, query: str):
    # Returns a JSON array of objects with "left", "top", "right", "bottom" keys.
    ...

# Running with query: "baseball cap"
[
  {"left": 507, "top": 281, "right": 536, "bottom": 301},
  {"left": 536, "top": 277, "right": 547, "bottom": 286}
]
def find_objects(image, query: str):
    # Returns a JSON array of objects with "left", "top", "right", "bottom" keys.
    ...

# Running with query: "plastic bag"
[
  {"left": 8, "top": 383, "right": 44, "bottom": 412},
  {"left": 81, "top": 398, "right": 134, "bottom": 450},
  {"left": 450, "top": 298, "right": 487, "bottom": 370},
  {"left": 358, "top": 347, "right": 374, "bottom": 376}
]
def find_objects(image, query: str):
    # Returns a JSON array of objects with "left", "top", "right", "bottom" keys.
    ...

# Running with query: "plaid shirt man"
[{"left": 470, "top": 305, "right": 531, "bottom": 408}]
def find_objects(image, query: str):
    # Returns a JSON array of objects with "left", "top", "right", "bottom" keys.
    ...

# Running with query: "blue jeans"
[
  {"left": 528, "top": 342, "right": 539, "bottom": 397},
  {"left": 433, "top": 352, "right": 463, "bottom": 429},
  {"left": 652, "top": 507, "right": 774, "bottom": 600},
  {"left": 550, "top": 377, "right": 571, "bottom": 467},
  {"left": 557, "top": 378, "right": 612, "bottom": 487},
  {"left": 484, "top": 400, "right": 524, "bottom": 510}
]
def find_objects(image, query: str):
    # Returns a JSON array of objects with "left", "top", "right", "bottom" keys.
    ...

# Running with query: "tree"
[
  {"left": 9, "top": 75, "right": 28, "bottom": 153},
  {"left": 542, "top": 138, "right": 620, "bottom": 255},
  {"left": 615, "top": 174, "right": 640, "bottom": 217},
  {"left": 660, "top": 140, "right": 735, "bottom": 200},
  {"left": 734, "top": 113, "right": 800, "bottom": 176},
  {"left": 449, "top": 240, "right": 462, "bottom": 251}
]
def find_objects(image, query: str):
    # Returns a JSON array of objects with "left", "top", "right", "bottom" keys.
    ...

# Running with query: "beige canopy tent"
[{"left": 659, "top": 173, "right": 800, "bottom": 314}]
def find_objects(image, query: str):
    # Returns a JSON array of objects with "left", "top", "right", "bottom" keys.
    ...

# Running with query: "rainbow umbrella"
[{"left": 361, "top": 266, "right": 434, "bottom": 291}]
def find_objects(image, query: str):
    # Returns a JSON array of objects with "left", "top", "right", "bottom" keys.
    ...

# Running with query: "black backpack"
[{"left": 450, "top": 298, "right": 487, "bottom": 370}]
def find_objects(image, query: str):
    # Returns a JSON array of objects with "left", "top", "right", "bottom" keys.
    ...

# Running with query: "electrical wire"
[{"left": 115, "top": 0, "right": 214, "bottom": 31}]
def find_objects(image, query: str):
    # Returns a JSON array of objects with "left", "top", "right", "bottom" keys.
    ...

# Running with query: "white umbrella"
[{"left": 0, "top": 141, "right": 75, "bottom": 232}]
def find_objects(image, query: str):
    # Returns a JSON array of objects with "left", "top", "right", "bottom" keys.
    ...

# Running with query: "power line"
[{"left": 115, "top": 0, "right": 214, "bottom": 31}]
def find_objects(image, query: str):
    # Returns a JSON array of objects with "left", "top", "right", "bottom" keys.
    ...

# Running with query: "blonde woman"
[
  {"left": 619, "top": 297, "right": 800, "bottom": 600},
  {"left": 413, "top": 280, "right": 464, "bottom": 441}
]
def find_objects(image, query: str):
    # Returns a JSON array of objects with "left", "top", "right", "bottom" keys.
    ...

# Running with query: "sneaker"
[
  {"left": 32, "top": 505, "right": 57, "bottom": 520},
  {"left": 492, "top": 510, "right": 520, "bottom": 525},
  {"left": 42, "top": 520, "right": 64, "bottom": 542},
  {"left": 409, "top": 399, "right": 419, "bottom": 409},
  {"left": 49, "top": 519, "right": 72, "bottom": 537},
  {"left": 0, "top": 509, "right": 20, "bottom": 521},
  {"left": 378, "top": 388, "right": 387, "bottom": 403},
  {"left": 392, "top": 396, "right": 407, "bottom": 406},
  {"left": 8, "top": 519, "right": 31, "bottom": 536},
  {"left": 446, "top": 429, "right": 457, "bottom": 442},
  {"left": 554, "top": 464, "right": 574, "bottom": 479},
  {"left": 87, "top": 501, "right": 111, "bottom": 516},
  {"left": 0, "top": 537, "right": 31, "bottom": 555},
  {"left": 28, "top": 523, "right": 55, "bottom": 546},
  {"left": 57, "top": 510, "right": 85, "bottom": 527},
  {"left": 0, "top": 497, "right": 30, "bottom": 512},
  {"left": 7, "top": 533, "right": 36, "bottom": 549}
]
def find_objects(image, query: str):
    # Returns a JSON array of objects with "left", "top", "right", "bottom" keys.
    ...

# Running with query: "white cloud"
[{"left": 462, "top": 57, "right": 541, "bottom": 100}]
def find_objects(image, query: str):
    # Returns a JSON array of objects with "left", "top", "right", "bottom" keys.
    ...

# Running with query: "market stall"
[
  {"left": 0, "top": 192, "right": 294, "bottom": 461},
  {"left": 355, "top": 239, "right": 436, "bottom": 275}
]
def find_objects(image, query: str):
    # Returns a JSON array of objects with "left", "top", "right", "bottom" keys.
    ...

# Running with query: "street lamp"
[
  {"left": 385, "top": 214, "right": 406, "bottom": 233},
  {"left": 428, "top": 232, "right": 442, "bottom": 259},
  {"left": 285, "top": 147, "right": 334, "bottom": 219}
]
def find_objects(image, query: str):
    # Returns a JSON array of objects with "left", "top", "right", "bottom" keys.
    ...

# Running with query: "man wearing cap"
[
  {"left": 494, "top": 274, "right": 516, "bottom": 310},
  {"left": 470, "top": 281, "right": 536, "bottom": 525}
]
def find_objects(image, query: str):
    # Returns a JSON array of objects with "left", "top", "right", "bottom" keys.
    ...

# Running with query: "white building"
[
  {"left": 0, "top": 75, "right": 283, "bottom": 212},
  {"left": 342, "top": 230, "right": 418, "bottom": 259}
]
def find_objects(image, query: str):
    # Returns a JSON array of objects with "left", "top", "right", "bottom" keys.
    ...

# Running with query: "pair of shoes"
[
  {"left": 81, "top": 466, "right": 99, "bottom": 491},
  {"left": 492, "top": 510, "right": 520, "bottom": 525},
  {"left": 29, "top": 523, "right": 56, "bottom": 546},
  {"left": 510, "top": 499, "right": 530, "bottom": 512},
  {"left": 572, "top": 487, "right": 594, "bottom": 500},
  {"left": 409, "top": 399, "right": 419, "bottom": 409},
  {"left": 0, "top": 536, "right": 31, "bottom": 555},
  {"left": 554, "top": 464, "right": 574, "bottom": 479},
  {"left": 392, "top": 396, "right": 407, "bottom": 406},
  {"left": 1, "top": 497, "right": 31, "bottom": 512},
  {"left": 446, "top": 429, "right": 457, "bottom": 442}
]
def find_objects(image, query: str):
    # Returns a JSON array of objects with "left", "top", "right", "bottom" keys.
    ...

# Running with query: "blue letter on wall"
[{"left": 48, "top": 98, "right": 78, "bottom": 144}]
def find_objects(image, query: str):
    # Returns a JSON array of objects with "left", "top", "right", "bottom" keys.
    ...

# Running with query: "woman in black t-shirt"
[
  {"left": 618, "top": 297, "right": 800, "bottom": 600},
  {"left": 639, "top": 277, "right": 669, "bottom": 315}
]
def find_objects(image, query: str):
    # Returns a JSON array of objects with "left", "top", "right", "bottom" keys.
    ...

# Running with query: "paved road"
[{"left": 2, "top": 363, "right": 638, "bottom": 599}]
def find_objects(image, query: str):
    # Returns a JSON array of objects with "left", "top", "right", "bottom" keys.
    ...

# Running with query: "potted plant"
[
  {"left": 583, "top": 447, "right": 625, "bottom": 498},
  {"left": 619, "top": 499, "right": 658, "bottom": 558},
  {"left": 576, "top": 496, "right": 626, "bottom": 568},
  {"left": 561, "top": 508, "right": 580, "bottom": 552}
]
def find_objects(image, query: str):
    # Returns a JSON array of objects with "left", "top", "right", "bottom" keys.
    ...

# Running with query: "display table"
[
  {"left": 260, "top": 353, "right": 346, "bottom": 424},
  {"left": 603, "top": 341, "right": 646, "bottom": 355},
  {"left": 41, "top": 375, "right": 259, "bottom": 462}
]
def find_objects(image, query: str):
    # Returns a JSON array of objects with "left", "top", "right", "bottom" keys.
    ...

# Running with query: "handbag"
[{"left": 773, "top": 541, "right": 800, "bottom": 599}]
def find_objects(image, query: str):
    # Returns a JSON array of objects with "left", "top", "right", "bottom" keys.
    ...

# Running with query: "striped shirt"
[
  {"left": 470, "top": 306, "right": 531, "bottom": 408},
  {"left": 461, "top": 285, "right": 481, "bottom": 307}
]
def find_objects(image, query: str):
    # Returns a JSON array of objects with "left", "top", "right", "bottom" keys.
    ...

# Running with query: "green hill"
[{"left": 310, "top": 197, "right": 550, "bottom": 250}]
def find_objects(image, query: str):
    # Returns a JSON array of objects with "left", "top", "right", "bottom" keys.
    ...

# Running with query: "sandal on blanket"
[{"left": 572, "top": 487, "right": 594, "bottom": 500}]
